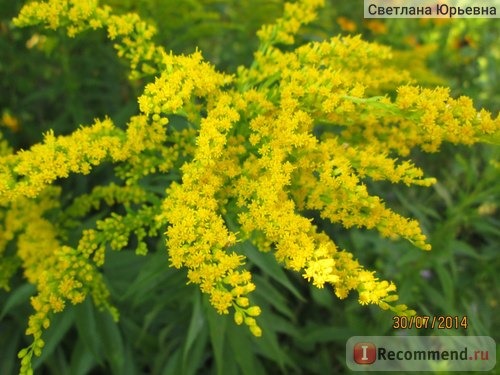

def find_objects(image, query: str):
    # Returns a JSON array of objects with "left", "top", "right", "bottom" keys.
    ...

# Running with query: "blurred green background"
[{"left": 0, "top": 0, "right": 498, "bottom": 374}]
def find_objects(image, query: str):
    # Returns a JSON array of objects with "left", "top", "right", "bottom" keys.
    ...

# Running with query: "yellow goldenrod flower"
[
  {"left": 337, "top": 16, "right": 357, "bottom": 32},
  {"left": 1, "top": 111, "right": 21, "bottom": 131}
]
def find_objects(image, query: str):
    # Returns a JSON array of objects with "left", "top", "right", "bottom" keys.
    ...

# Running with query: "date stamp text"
[{"left": 392, "top": 315, "right": 468, "bottom": 330}]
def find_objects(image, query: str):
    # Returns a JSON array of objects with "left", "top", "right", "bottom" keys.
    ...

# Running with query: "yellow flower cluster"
[
  {"left": 13, "top": 0, "right": 163, "bottom": 79},
  {"left": 257, "top": 0, "right": 325, "bottom": 46},
  {"left": 238, "top": 34, "right": 410, "bottom": 100},
  {"left": 3, "top": 1, "right": 499, "bottom": 372},
  {"left": 0, "top": 188, "right": 117, "bottom": 375},
  {"left": 160, "top": 92, "right": 263, "bottom": 335},
  {"left": 0, "top": 130, "right": 12, "bottom": 163},
  {"left": 228, "top": 86, "right": 421, "bottom": 311},
  {"left": 0, "top": 112, "right": 174, "bottom": 205},
  {"left": 79, "top": 202, "right": 162, "bottom": 262},
  {"left": 304, "top": 231, "right": 404, "bottom": 311},
  {"left": 0, "top": 118, "right": 127, "bottom": 203},
  {"left": 300, "top": 138, "right": 433, "bottom": 249},
  {"left": 340, "top": 86, "right": 498, "bottom": 156}
]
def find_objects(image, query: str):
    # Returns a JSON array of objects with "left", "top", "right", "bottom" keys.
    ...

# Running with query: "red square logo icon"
[{"left": 353, "top": 342, "right": 376, "bottom": 364}]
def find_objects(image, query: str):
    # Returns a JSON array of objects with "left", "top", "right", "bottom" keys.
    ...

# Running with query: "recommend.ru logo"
[
  {"left": 353, "top": 342, "right": 377, "bottom": 364},
  {"left": 346, "top": 336, "right": 496, "bottom": 372}
]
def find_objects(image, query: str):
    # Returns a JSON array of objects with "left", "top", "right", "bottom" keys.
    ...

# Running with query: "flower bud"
[
  {"left": 234, "top": 311, "right": 244, "bottom": 325},
  {"left": 17, "top": 348, "right": 28, "bottom": 359},
  {"left": 244, "top": 317, "right": 256, "bottom": 326},
  {"left": 246, "top": 306, "right": 261, "bottom": 317},
  {"left": 236, "top": 297, "right": 249, "bottom": 307},
  {"left": 250, "top": 325, "right": 262, "bottom": 337}
]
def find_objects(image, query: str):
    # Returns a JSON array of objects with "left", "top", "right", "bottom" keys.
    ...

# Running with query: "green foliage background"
[{"left": 0, "top": 0, "right": 498, "bottom": 374}]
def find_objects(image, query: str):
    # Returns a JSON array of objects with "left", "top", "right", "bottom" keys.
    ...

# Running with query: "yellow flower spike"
[{"left": 4, "top": 189, "right": 119, "bottom": 369}]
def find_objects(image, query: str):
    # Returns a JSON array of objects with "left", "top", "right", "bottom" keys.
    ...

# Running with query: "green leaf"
[
  {"left": 299, "top": 325, "right": 355, "bottom": 346},
  {"left": 161, "top": 348, "right": 182, "bottom": 375},
  {"left": 471, "top": 219, "right": 500, "bottom": 238},
  {"left": 424, "top": 285, "right": 456, "bottom": 314},
  {"left": 227, "top": 322, "right": 263, "bottom": 375},
  {"left": 205, "top": 296, "right": 227, "bottom": 375},
  {"left": 433, "top": 182, "right": 453, "bottom": 208},
  {"left": 0, "top": 321, "right": 22, "bottom": 375},
  {"left": 69, "top": 339, "right": 97, "bottom": 375},
  {"left": 252, "top": 313, "right": 297, "bottom": 372},
  {"left": 95, "top": 308, "right": 125, "bottom": 375},
  {"left": 478, "top": 130, "right": 500, "bottom": 146},
  {"left": 238, "top": 241, "right": 305, "bottom": 302},
  {"left": 74, "top": 298, "right": 103, "bottom": 363},
  {"left": 342, "top": 95, "right": 403, "bottom": 115},
  {"left": 33, "top": 307, "right": 75, "bottom": 369},
  {"left": 121, "top": 343, "right": 139, "bottom": 375},
  {"left": 434, "top": 264, "right": 455, "bottom": 306},
  {"left": 342, "top": 95, "right": 385, "bottom": 104},
  {"left": 182, "top": 291, "right": 205, "bottom": 372},
  {"left": 253, "top": 275, "right": 295, "bottom": 320},
  {"left": 121, "top": 251, "right": 172, "bottom": 306},
  {"left": 184, "top": 327, "right": 208, "bottom": 375},
  {"left": 451, "top": 240, "right": 484, "bottom": 259},
  {"left": 45, "top": 346, "right": 70, "bottom": 375},
  {"left": 0, "top": 283, "right": 35, "bottom": 320},
  {"left": 103, "top": 250, "right": 146, "bottom": 297},
  {"left": 310, "top": 285, "right": 334, "bottom": 309}
]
